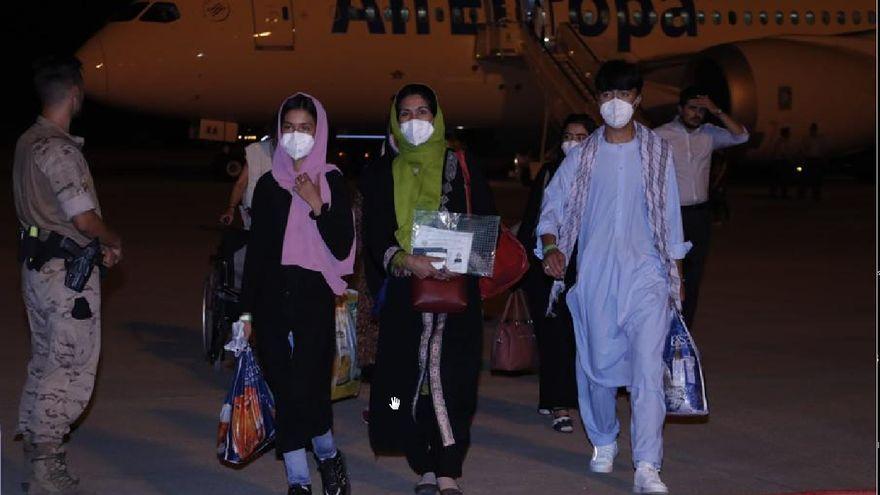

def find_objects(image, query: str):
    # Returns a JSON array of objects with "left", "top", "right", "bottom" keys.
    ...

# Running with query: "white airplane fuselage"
[{"left": 77, "top": 0, "right": 876, "bottom": 160}]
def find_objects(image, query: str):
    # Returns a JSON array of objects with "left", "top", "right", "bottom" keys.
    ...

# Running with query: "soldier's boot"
[{"left": 27, "top": 443, "right": 82, "bottom": 495}]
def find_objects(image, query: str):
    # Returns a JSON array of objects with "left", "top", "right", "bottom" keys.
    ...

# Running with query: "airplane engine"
[{"left": 685, "top": 38, "right": 875, "bottom": 161}]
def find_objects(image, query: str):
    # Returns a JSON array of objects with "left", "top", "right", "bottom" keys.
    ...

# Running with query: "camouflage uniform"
[
  {"left": 12, "top": 117, "right": 103, "bottom": 455},
  {"left": 18, "top": 259, "right": 101, "bottom": 443}
]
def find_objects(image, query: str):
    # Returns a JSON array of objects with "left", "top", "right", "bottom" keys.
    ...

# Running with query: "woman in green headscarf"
[{"left": 361, "top": 84, "right": 496, "bottom": 495}]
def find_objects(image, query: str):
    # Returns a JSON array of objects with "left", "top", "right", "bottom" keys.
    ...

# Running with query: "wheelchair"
[{"left": 202, "top": 228, "right": 248, "bottom": 367}]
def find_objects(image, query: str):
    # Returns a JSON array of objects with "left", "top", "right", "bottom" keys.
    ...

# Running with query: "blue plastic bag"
[
  {"left": 663, "top": 312, "right": 709, "bottom": 416},
  {"left": 217, "top": 322, "right": 276, "bottom": 464}
]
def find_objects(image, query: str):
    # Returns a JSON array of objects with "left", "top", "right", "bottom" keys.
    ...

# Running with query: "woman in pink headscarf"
[{"left": 240, "top": 94, "right": 354, "bottom": 495}]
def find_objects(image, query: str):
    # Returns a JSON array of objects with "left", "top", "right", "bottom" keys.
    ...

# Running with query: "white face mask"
[
  {"left": 281, "top": 131, "right": 315, "bottom": 160},
  {"left": 600, "top": 97, "right": 638, "bottom": 129},
  {"left": 561, "top": 140, "right": 579, "bottom": 156},
  {"left": 400, "top": 119, "right": 434, "bottom": 146}
]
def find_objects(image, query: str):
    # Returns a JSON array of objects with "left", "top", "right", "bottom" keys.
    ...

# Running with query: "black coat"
[
  {"left": 361, "top": 150, "right": 496, "bottom": 458},
  {"left": 240, "top": 171, "right": 354, "bottom": 453}
]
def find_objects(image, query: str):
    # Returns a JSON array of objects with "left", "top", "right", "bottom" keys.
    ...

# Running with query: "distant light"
[
  {"left": 364, "top": 152, "right": 370, "bottom": 159},
  {"left": 456, "top": 126, "right": 465, "bottom": 130},
  {"left": 335, "top": 134, "right": 386, "bottom": 140},
  {"left": 514, "top": 158, "right": 519, "bottom": 165},
  {"left": 260, "top": 135, "right": 270, "bottom": 142},
  {"left": 95, "top": 63, "right": 104, "bottom": 69},
  {"left": 544, "top": 37, "right": 550, "bottom": 43},
  {"left": 796, "top": 166, "right": 804, "bottom": 173},
  {"left": 337, "top": 151, "right": 345, "bottom": 157},
  {"left": 253, "top": 31, "right": 272, "bottom": 38},
  {"left": 238, "top": 135, "right": 243, "bottom": 140},
  {"left": 196, "top": 52, "right": 205, "bottom": 58}
]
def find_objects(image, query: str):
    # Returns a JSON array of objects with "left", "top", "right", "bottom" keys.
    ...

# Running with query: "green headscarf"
[{"left": 390, "top": 99, "right": 446, "bottom": 253}]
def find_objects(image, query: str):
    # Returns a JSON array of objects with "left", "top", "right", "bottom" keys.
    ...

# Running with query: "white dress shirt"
[{"left": 655, "top": 117, "right": 749, "bottom": 206}]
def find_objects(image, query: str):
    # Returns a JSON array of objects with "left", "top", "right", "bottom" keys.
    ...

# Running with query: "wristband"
[{"left": 542, "top": 243, "right": 558, "bottom": 256}]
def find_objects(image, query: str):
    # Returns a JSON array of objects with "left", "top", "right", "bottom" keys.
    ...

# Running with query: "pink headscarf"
[{"left": 271, "top": 93, "right": 354, "bottom": 295}]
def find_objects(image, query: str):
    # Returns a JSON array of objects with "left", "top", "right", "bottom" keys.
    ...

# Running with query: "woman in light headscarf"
[
  {"left": 362, "top": 84, "right": 496, "bottom": 495},
  {"left": 240, "top": 94, "right": 354, "bottom": 495}
]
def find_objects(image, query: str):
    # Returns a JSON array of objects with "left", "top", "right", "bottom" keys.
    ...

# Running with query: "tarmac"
[{"left": 0, "top": 166, "right": 875, "bottom": 494}]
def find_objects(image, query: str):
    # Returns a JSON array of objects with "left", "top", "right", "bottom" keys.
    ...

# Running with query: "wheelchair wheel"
[{"left": 202, "top": 272, "right": 217, "bottom": 362}]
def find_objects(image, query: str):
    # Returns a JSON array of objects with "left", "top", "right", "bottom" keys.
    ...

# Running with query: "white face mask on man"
[
  {"left": 600, "top": 97, "right": 639, "bottom": 129},
  {"left": 400, "top": 119, "right": 435, "bottom": 146},
  {"left": 561, "top": 140, "right": 579, "bottom": 156},
  {"left": 281, "top": 131, "right": 315, "bottom": 160}
]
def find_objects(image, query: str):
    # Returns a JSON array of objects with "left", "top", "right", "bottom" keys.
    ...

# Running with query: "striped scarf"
[{"left": 547, "top": 123, "right": 682, "bottom": 315}]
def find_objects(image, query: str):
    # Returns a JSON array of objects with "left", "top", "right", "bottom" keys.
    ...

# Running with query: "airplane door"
[{"left": 251, "top": 0, "right": 294, "bottom": 50}]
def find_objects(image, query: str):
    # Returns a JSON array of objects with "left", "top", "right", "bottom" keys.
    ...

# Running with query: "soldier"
[{"left": 13, "top": 55, "right": 122, "bottom": 494}]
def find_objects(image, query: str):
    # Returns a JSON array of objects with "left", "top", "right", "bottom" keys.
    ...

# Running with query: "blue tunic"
[{"left": 537, "top": 134, "right": 690, "bottom": 388}]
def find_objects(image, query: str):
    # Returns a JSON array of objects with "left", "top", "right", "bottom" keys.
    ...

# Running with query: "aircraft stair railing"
[{"left": 518, "top": 22, "right": 603, "bottom": 125}]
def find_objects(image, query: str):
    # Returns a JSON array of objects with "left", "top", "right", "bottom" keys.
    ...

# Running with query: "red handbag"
[
  {"left": 491, "top": 290, "right": 538, "bottom": 372},
  {"left": 456, "top": 151, "right": 529, "bottom": 300},
  {"left": 411, "top": 276, "right": 468, "bottom": 314}
]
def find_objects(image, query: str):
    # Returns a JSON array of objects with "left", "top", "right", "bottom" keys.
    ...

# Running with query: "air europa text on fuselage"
[{"left": 331, "top": 0, "right": 697, "bottom": 52}]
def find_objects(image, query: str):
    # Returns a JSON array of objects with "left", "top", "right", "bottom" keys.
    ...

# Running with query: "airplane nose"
[{"left": 76, "top": 35, "right": 108, "bottom": 100}]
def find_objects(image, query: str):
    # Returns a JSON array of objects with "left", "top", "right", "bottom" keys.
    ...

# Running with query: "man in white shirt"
[{"left": 655, "top": 86, "right": 749, "bottom": 328}]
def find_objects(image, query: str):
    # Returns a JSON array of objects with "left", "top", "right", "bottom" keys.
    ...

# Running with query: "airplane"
[{"left": 75, "top": 0, "right": 876, "bottom": 169}]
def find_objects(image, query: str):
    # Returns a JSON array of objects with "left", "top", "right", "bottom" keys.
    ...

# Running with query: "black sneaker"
[
  {"left": 316, "top": 451, "right": 350, "bottom": 495},
  {"left": 288, "top": 484, "right": 312, "bottom": 495}
]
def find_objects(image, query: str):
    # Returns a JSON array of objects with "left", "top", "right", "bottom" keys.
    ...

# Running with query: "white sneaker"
[
  {"left": 589, "top": 442, "right": 618, "bottom": 473},
  {"left": 633, "top": 462, "right": 668, "bottom": 494}
]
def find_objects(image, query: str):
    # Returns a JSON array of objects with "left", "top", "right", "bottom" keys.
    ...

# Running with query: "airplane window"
[
  {"left": 109, "top": 1, "right": 149, "bottom": 22},
  {"left": 140, "top": 2, "right": 180, "bottom": 23},
  {"left": 648, "top": 11, "right": 658, "bottom": 25},
  {"left": 852, "top": 11, "right": 862, "bottom": 25},
  {"left": 569, "top": 10, "right": 579, "bottom": 22},
  {"left": 774, "top": 11, "right": 784, "bottom": 25},
  {"left": 452, "top": 7, "right": 463, "bottom": 23},
  {"left": 869, "top": 11, "right": 876, "bottom": 25},
  {"left": 822, "top": 11, "right": 831, "bottom": 25},
  {"left": 469, "top": 8, "right": 478, "bottom": 23},
  {"left": 583, "top": 11, "right": 595, "bottom": 25},
  {"left": 696, "top": 10, "right": 706, "bottom": 25},
  {"left": 743, "top": 11, "right": 753, "bottom": 25},
  {"left": 836, "top": 11, "right": 846, "bottom": 24},
  {"left": 417, "top": 6, "right": 428, "bottom": 21},
  {"left": 805, "top": 11, "right": 815, "bottom": 25},
  {"left": 401, "top": 7, "right": 410, "bottom": 22},
  {"left": 365, "top": 6, "right": 377, "bottom": 20},
  {"left": 631, "top": 10, "right": 643, "bottom": 26},
  {"left": 712, "top": 11, "right": 722, "bottom": 25},
  {"left": 790, "top": 11, "right": 799, "bottom": 25},
  {"left": 383, "top": 8, "right": 392, "bottom": 21},
  {"left": 728, "top": 11, "right": 737, "bottom": 25},
  {"left": 435, "top": 7, "right": 445, "bottom": 23},
  {"left": 680, "top": 11, "right": 690, "bottom": 26},
  {"left": 759, "top": 11, "right": 768, "bottom": 25},
  {"left": 663, "top": 11, "right": 674, "bottom": 26}
]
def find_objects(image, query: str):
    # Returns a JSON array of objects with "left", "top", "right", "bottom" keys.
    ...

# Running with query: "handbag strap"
[
  {"left": 455, "top": 150, "right": 473, "bottom": 215},
  {"left": 516, "top": 289, "right": 532, "bottom": 322}
]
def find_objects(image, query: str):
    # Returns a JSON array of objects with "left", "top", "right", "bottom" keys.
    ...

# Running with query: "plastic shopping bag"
[
  {"left": 331, "top": 289, "right": 361, "bottom": 401},
  {"left": 663, "top": 312, "right": 709, "bottom": 416},
  {"left": 217, "top": 321, "right": 276, "bottom": 464}
]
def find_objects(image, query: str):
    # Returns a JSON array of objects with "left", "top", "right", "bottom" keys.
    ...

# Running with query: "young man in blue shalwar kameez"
[{"left": 536, "top": 60, "right": 691, "bottom": 494}]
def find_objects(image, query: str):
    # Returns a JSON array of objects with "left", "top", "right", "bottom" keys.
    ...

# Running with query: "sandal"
[
  {"left": 415, "top": 483, "right": 439, "bottom": 495},
  {"left": 552, "top": 415, "right": 574, "bottom": 433}
]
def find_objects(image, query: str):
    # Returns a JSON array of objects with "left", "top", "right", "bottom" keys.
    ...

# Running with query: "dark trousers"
[
  {"left": 681, "top": 203, "right": 712, "bottom": 329},
  {"left": 521, "top": 263, "right": 578, "bottom": 410},
  {"left": 406, "top": 392, "right": 470, "bottom": 478}
]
